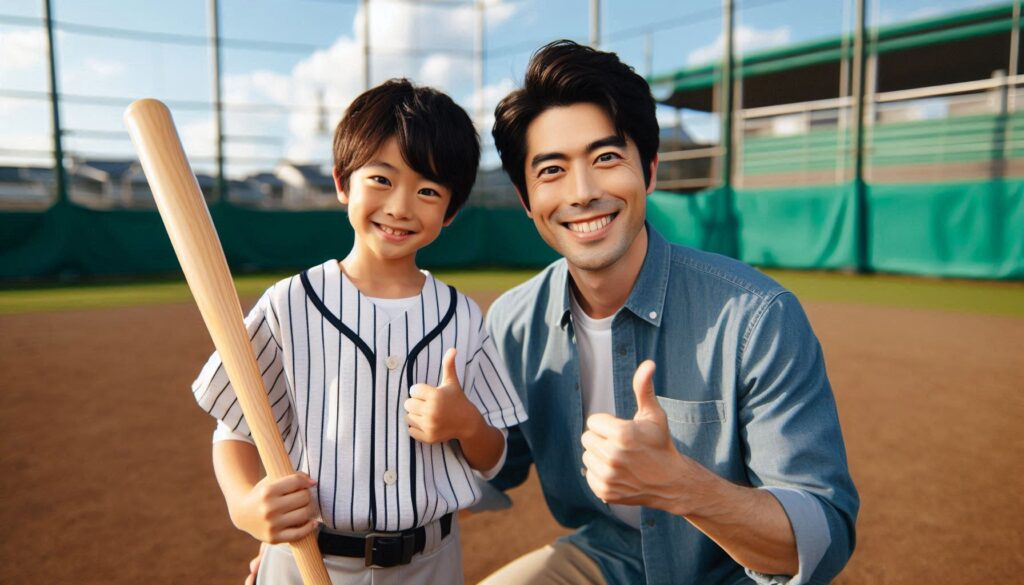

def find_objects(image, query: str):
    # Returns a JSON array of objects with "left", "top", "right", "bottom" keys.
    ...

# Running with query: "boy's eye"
[
  {"left": 369, "top": 175, "right": 391, "bottom": 186},
  {"left": 418, "top": 187, "right": 441, "bottom": 197},
  {"left": 595, "top": 152, "right": 621, "bottom": 163}
]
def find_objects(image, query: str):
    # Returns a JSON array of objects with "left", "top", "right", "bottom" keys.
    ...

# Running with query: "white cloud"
[
  {"left": 84, "top": 58, "right": 124, "bottom": 79},
  {"left": 179, "top": 0, "right": 520, "bottom": 173},
  {"left": 686, "top": 25, "right": 791, "bottom": 66},
  {"left": 0, "top": 29, "right": 47, "bottom": 70}
]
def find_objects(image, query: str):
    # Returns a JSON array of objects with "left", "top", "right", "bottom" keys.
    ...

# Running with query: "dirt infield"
[{"left": 1, "top": 294, "right": 1022, "bottom": 584}]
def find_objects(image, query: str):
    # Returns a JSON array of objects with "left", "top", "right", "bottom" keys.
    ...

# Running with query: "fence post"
[
  {"left": 719, "top": 0, "right": 738, "bottom": 257},
  {"left": 851, "top": 0, "right": 870, "bottom": 272},
  {"left": 208, "top": 0, "right": 226, "bottom": 204},
  {"left": 43, "top": 0, "right": 67, "bottom": 205}
]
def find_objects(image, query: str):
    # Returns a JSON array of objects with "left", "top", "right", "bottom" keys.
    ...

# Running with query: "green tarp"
[{"left": 2, "top": 179, "right": 1022, "bottom": 281}]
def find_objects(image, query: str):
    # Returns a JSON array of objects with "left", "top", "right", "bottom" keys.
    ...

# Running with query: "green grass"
[
  {"left": 0, "top": 267, "right": 1021, "bottom": 317},
  {"left": 763, "top": 269, "right": 1024, "bottom": 318},
  {"left": 0, "top": 269, "right": 539, "bottom": 315}
]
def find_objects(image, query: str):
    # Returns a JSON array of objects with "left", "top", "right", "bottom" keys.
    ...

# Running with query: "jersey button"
[
  {"left": 385, "top": 356, "right": 399, "bottom": 370},
  {"left": 383, "top": 469, "right": 397, "bottom": 485}
]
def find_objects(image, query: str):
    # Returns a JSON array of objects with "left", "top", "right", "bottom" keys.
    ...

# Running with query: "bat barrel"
[{"left": 124, "top": 99, "right": 331, "bottom": 585}]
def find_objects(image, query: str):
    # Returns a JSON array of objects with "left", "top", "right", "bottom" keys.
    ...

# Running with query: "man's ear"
[
  {"left": 333, "top": 168, "right": 348, "bottom": 205},
  {"left": 514, "top": 186, "right": 533, "bottom": 218},
  {"left": 645, "top": 154, "right": 659, "bottom": 195}
]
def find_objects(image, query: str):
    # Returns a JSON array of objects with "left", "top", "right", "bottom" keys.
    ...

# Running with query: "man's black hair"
[{"left": 492, "top": 40, "right": 659, "bottom": 209}]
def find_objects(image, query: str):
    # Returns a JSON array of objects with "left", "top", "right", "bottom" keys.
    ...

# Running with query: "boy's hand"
[
  {"left": 229, "top": 472, "right": 319, "bottom": 545},
  {"left": 404, "top": 348, "right": 483, "bottom": 444}
]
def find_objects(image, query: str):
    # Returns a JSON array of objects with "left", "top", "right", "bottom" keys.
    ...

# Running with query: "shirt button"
[
  {"left": 385, "top": 356, "right": 399, "bottom": 370},
  {"left": 645, "top": 518, "right": 656, "bottom": 528},
  {"left": 580, "top": 466, "right": 587, "bottom": 477},
  {"left": 649, "top": 310, "right": 657, "bottom": 319},
  {"left": 383, "top": 469, "right": 397, "bottom": 485}
]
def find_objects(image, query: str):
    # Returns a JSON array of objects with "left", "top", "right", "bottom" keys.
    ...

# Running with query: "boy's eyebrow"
[
  {"left": 363, "top": 160, "right": 398, "bottom": 171},
  {"left": 530, "top": 135, "right": 627, "bottom": 169}
]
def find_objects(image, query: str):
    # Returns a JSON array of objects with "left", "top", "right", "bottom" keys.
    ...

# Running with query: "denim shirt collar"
[{"left": 557, "top": 222, "right": 671, "bottom": 329}]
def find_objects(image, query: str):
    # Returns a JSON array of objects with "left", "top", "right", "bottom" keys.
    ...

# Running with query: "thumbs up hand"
[
  {"left": 581, "top": 360, "right": 691, "bottom": 507},
  {"left": 404, "top": 348, "right": 482, "bottom": 444}
]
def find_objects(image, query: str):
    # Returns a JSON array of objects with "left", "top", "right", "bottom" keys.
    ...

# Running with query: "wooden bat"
[{"left": 124, "top": 99, "right": 331, "bottom": 585}]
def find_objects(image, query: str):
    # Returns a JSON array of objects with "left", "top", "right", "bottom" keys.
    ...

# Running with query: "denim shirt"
[{"left": 486, "top": 225, "right": 858, "bottom": 585}]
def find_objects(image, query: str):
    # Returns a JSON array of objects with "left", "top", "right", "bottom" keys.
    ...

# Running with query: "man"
[{"left": 478, "top": 40, "right": 858, "bottom": 584}]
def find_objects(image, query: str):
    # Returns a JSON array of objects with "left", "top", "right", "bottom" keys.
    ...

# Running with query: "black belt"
[{"left": 317, "top": 513, "right": 453, "bottom": 568}]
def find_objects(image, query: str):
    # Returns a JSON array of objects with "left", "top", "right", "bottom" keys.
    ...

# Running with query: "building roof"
[
  {"left": 649, "top": 2, "right": 1016, "bottom": 111},
  {"left": 281, "top": 162, "right": 334, "bottom": 187},
  {"left": 73, "top": 159, "right": 136, "bottom": 180}
]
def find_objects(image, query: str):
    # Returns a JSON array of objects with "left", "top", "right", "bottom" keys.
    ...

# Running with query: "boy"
[{"left": 191, "top": 79, "right": 527, "bottom": 584}]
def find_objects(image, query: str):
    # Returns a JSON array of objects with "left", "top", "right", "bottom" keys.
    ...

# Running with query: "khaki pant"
[
  {"left": 256, "top": 519, "right": 463, "bottom": 585},
  {"left": 477, "top": 541, "right": 606, "bottom": 585}
]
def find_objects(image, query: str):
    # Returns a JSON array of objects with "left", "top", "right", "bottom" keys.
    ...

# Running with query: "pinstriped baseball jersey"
[{"left": 192, "top": 259, "right": 527, "bottom": 533}]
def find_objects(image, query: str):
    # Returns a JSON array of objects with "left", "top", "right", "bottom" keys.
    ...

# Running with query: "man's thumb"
[
  {"left": 441, "top": 348, "right": 460, "bottom": 386},
  {"left": 632, "top": 360, "right": 662, "bottom": 420}
]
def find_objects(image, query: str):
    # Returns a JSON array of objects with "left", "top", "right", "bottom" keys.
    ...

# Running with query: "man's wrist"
[{"left": 661, "top": 452, "right": 731, "bottom": 518}]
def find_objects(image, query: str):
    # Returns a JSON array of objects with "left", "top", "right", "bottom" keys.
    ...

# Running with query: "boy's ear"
[
  {"left": 332, "top": 168, "right": 348, "bottom": 205},
  {"left": 514, "top": 186, "right": 532, "bottom": 218},
  {"left": 443, "top": 211, "right": 458, "bottom": 227}
]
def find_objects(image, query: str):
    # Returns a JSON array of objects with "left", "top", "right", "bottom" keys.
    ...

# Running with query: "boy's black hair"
[
  {"left": 333, "top": 78, "right": 479, "bottom": 219},
  {"left": 492, "top": 40, "right": 659, "bottom": 210}
]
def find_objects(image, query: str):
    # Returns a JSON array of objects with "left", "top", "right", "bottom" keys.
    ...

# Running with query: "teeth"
[
  {"left": 567, "top": 215, "right": 613, "bottom": 234},
  {"left": 378, "top": 224, "right": 410, "bottom": 236}
]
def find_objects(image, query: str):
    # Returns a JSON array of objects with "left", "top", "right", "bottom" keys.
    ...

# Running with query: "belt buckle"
[{"left": 364, "top": 531, "right": 416, "bottom": 568}]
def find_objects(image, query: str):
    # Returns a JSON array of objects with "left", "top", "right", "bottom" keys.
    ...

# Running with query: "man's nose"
[{"left": 570, "top": 167, "right": 602, "bottom": 207}]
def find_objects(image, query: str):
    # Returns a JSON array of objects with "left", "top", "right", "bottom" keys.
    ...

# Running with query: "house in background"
[
  {"left": 274, "top": 162, "right": 337, "bottom": 208},
  {"left": 67, "top": 158, "right": 151, "bottom": 208},
  {"left": 0, "top": 166, "right": 54, "bottom": 209},
  {"left": 244, "top": 172, "right": 285, "bottom": 207}
]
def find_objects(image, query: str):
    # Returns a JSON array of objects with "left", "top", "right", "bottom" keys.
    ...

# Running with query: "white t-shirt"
[{"left": 570, "top": 291, "right": 642, "bottom": 530}]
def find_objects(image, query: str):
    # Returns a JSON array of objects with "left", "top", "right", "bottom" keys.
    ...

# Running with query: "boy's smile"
[{"left": 335, "top": 138, "right": 454, "bottom": 268}]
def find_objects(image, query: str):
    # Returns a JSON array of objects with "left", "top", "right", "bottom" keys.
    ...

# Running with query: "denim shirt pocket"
[{"left": 656, "top": 397, "right": 726, "bottom": 457}]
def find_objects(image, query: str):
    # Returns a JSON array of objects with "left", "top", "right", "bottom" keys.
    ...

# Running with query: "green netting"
[{"left": 2, "top": 179, "right": 1022, "bottom": 280}]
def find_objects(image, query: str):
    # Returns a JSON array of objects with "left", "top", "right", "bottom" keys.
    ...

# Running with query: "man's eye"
[
  {"left": 596, "top": 152, "right": 620, "bottom": 163},
  {"left": 538, "top": 166, "right": 562, "bottom": 177},
  {"left": 370, "top": 176, "right": 391, "bottom": 186}
]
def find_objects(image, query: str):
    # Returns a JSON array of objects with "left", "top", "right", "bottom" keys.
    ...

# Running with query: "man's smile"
[{"left": 562, "top": 212, "right": 618, "bottom": 237}]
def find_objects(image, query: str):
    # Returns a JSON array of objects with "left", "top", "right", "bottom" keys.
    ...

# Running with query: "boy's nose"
[{"left": 383, "top": 191, "right": 413, "bottom": 218}]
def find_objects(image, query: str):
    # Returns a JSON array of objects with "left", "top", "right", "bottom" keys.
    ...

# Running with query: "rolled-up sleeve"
[{"left": 738, "top": 292, "right": 859, "bottom": 584}]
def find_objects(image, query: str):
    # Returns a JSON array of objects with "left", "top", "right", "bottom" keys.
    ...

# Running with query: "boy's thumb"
[{"left": 441, "top": 348, "right": 460, "bottom": 386}]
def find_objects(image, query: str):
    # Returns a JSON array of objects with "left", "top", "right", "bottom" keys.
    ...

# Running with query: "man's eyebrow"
[
  {"left": 530, "top": 152, "right": 567, "bottom": 169},
  {"left": 586, "top": 135, "right": 626, "bottom": 152},
  {"left": 529, "top": 135, "right": 626, "bottom": 169}
]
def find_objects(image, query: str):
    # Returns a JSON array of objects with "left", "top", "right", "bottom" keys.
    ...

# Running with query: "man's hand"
[
  {"left": 404, "top": 348, "right": 484, "bottom": 444},
  {"left": 581, "top": 360, "right": 705, "bottom": 512},
  {"left": 229, "top": 473, "right": 319, "bottom": 545}
]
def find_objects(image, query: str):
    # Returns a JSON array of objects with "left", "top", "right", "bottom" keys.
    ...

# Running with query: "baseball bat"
[{"left": 124, "top": 99, "right": 331, "bottom": 585}]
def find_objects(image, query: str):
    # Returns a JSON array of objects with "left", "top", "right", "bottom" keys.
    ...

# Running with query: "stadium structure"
[{"left": 1, "top": 2, "right": 1021, "bottom": 280}]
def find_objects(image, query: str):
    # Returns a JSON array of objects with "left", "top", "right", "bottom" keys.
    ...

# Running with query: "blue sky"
[{"left": 0, "top": 0, "right": 1002, "bottom": 174}]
